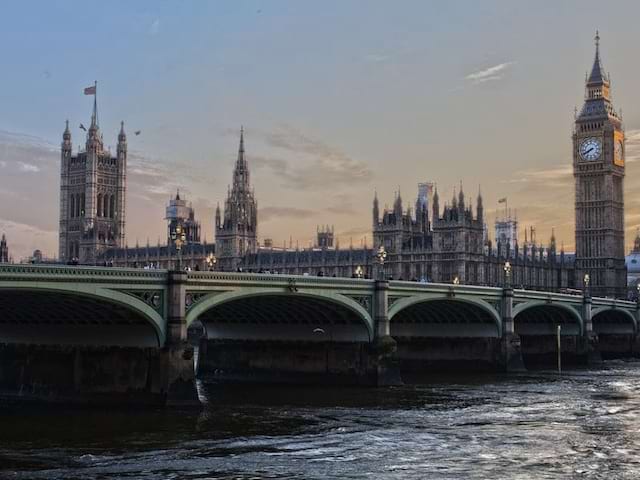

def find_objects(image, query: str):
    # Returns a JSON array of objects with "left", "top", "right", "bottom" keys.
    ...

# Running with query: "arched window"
[
  {"left": 80, "top": 194, "right": 85, "bottom": 216},
  {"left": 70, "top": 195, "right": 75, "bottom": 218},
  {"left": 75, "top": 194, "right": 81, "bottom": 217},
  {"left": 97, "top": 194, "right": 103, "bottom": 217},
  {"left": 109, "top": 195, "right": 115, "bottom": 218},
  {"left": 103, "top": 195, "right": 109, "bottom": 219}
]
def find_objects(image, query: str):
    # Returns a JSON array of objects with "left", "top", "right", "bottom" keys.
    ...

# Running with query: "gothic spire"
[
  {"left": 587, "top": 30, "right": 608, "bottom": 85},
  {"left": 62, "top": 119, "right": 71, "bottom": 145},
  {"left": 232, "top": 126, "right": 250, "bottom": 190},
  {"left": 237, "top": 126, "right": 246, "bottom": 169}
]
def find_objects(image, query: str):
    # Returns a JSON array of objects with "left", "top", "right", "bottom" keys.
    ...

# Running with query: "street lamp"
[
  {"left": 504, "top": 260, "right": 512, "bottom": 288},
  {"left": 206, "top": 253, "right": 217, "bottom": 271},
  {"left": 170, "top": 224, "right": 186, "bottom": 271},
  {"left": 354, "top": 265, "right": 363, "bottom": 279},
  {"left": 453, "top": 276, "right": 460, "bottom": 285},
  {"left": 375, "top": 245, "right": 387, "bottom": 280},
  {"left": 584, "top": 273, "right": 590, "bottom": 296}
]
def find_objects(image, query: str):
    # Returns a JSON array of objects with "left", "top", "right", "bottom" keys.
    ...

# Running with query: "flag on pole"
[
  {"left": 498, "top": 197, "right": 507, "bottom": 203},
  {"left": 84, "top": 85, "right": 96, "bottom": 95}
]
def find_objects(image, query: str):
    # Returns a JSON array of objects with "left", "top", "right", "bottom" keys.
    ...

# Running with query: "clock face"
[
  {"left": 615, "top": 140, "right": 624, "bottom": 161},
  {"left": 579, "top": 138, "right": 602, "bottom": 161}
]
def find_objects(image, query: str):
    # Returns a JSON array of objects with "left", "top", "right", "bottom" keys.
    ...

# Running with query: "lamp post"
[
  {"left": 375, "top": 245, "right": 387, "bottom": 281},
  {"left": 504, "top": 260, "right": 512, "bottom": 288},
  {"left": 453, "top": 276, "right": 460, "bottom": 285},
  {"left": 584, "top": 273, "right": 590, "bottom": 297},
  {"left": 170, "top": 224, "right": 186, "bottom": 271},
  {"left": 206, "top": 253, "right": 217, "bottom": 271},
  {"left": 354, "top": 265, "right": 363, "bottom": 279}
]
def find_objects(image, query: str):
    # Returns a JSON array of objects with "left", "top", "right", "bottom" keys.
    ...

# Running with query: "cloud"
[
  {"left": 625, "top": 129, "right": 640, "bottom": 164},
  {"left": 259, "top": 206, "right": 316, "bottom": 222},
  {"left": 149, "top": 18, "right": 160, "bottom": 35},
  {"left": 503, "top": 164, "right": 573, "bottom": 189},
  {"left": 0, "top": 218, "right": 58, "bottom": 261},
  {"left": 0, "top": 161, "right": 6, "bottom": 168},
  {"left": 466, "top": 62, "right": 514, "bottom": 84},
  {"left": 18, "top": 162, "right": 40, "bottom": 173},
  {"left": 363, "top": 53, "right": 389, "bottom": 63},
  {"left": 251, "top": 127, "right": 373, "bottom": 191}
]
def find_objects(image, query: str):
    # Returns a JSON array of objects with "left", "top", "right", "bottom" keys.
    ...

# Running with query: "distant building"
[
  {"left": 100, "top": 190, "right": 214, "bottom": 270},
  {"left": 165, "top": 190, "right": 201, "bottom": 245},
  {"left": 417, "top": 182, "right": 434, "bottom": 214},
  {"left": 495, "top": 209, "right": 518, "bottom": 256},
  {"left": 316, "top": 225, "right": 334, "bottom": 248},
  {"left": 625, "top": 230, "right": 640, "bottom": 297},
  {"left": 0, "top": 234, "right": 8, "bottom": 263},
  {"left": 58, "top": 94, "right": 126, "bottom": 265}
]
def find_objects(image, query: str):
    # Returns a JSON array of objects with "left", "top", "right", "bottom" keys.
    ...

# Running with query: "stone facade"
[
  {"left": 573, "top": 33, "right": 627, "bottom": 298},
  {"left": 58, "top": 95, "right": 126, "bottom": 265}
]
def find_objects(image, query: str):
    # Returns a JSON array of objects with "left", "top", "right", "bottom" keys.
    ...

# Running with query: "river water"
[{"left": 3, "top": 360, "right": 640, "bottom": 479}]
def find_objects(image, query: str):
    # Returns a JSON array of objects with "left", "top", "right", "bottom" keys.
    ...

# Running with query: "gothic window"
[
  {"left": 97, "top": 194, "right": 103, "bottom": 217},
  {"left": 70, "top": 195, "right": 75, "bottom": 218},
  {"left": 80, "top": 193, "right": 86, "bottom": 216},
  {"left": 110, "top": 195, "right": 115, "bottom": 218}
]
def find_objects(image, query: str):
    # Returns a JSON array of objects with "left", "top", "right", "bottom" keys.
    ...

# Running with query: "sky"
[{"left": 2, "top": 1, "right": 640, "bottom": 260}]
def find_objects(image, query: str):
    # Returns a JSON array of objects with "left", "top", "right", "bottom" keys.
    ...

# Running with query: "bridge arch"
[
  {"left": 513, "top": 301, "right": 583, "bottom": 336},
  {"left": 592, "top": 307, "right": 637, "bottom": 336},
  {"left": 0, "top": 285, "right": 165, "bottom": 347},
  {"left": 187, "top": 289, "right": 373, "bottom": 342},
  {"left": 389, "top": 295, "right": 502, "bottom": 337}
]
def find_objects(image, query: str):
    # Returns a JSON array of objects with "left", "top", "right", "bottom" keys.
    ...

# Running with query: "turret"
[
  {"left": 215, "top": 202, "right": 221, "bottom": 229},
  {"left": 476, "top": 186, "right": 483, "bottom": 222},
  {"left": 373, "top": 191, "right": 379, "bottom": 226},
  {"left": 0, "top": 233, "right": 8, "bottom": 263},
  {"left": 432, "top": 187, "right": 439, "bottom": 221},
  {"left": 393, "top": 190, "right": 403, "bottom": 219},
  {"left": 62, "top": 120, "right": 72, "bottom": 155},
  {"left": 458, "top": 182, "right": 465, "bottom": 213},
  {"left": 117, "top": 121, "right": 127, "bottom": 154}
]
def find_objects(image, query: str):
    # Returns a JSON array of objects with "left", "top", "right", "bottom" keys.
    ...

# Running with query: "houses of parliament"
[{"left": 38, "top": 34, "right": 629, "bottom": 297}]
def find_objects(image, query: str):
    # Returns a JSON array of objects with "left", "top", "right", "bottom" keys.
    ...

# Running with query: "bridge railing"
[
  {"left": 0, "top": 264, "right": 168, "bottom": 282},
  {"left": 187, "top": 271, "right": 375, "bottom": 288}
]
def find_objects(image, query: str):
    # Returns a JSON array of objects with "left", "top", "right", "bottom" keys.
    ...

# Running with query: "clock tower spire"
[{"left": 573, "top": 32, "right": 626, "bottom": 298}]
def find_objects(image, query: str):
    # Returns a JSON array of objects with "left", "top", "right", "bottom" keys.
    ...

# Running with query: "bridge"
[{"left": 1, "top": 264, "right": 638, "bottom": 406}]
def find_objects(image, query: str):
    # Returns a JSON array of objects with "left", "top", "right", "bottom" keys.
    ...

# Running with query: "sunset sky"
[{"left": 2, "top": 1, "right": 640, "bottom": 260}]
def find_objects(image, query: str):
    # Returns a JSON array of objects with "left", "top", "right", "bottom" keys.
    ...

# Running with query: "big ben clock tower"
[{"left": 574, "top": 32, "right": 626, "bottom": 298}]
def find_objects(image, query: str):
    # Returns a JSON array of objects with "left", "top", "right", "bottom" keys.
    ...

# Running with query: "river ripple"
[{"left": 2, "top": 360, "right": 640, "bottom": 479}]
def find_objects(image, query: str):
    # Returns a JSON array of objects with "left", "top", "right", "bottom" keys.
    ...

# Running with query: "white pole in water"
[{"left": 557, "top": 324, "right": 562, "bottom": 374}]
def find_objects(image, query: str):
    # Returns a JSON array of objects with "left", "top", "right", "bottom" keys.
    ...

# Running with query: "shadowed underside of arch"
[
  {"left": 514, "top": 304, "right": 582, "bottom": 336},
  {"left": 0, "top": 290, "right": 161, "bottom": 347},
  {"left": 390, "top": 299, "right": 501, "bottom": 338},
  {"left": 197, "top": 294, "right": 371, "bottom": 342},
  {"left": 593, "top": 309, "right": 637, "bottom": 335}
]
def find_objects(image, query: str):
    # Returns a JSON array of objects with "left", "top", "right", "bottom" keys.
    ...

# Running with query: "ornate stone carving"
[
  {"left": 388, "top": 296, "right": 403, "bottom": 308},
  {"left": 121, "top": 290, "right": 163, "bottom": 311},
  {"left": 346, "top": 295, "right": 372, "bottom": 313}
]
